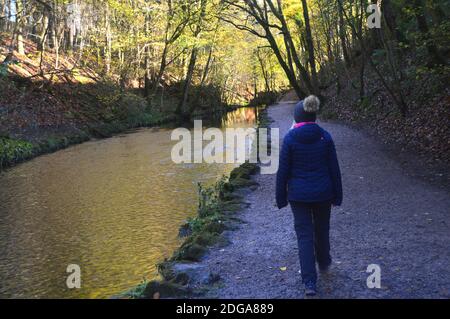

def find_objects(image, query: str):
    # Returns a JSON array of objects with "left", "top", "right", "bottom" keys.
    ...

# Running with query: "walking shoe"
[
  {"left": 319, "top": 262, "right": 332, "bottom": 274},
  {"left": 304, "top": 281, "right": 317, "bottom": 297}
]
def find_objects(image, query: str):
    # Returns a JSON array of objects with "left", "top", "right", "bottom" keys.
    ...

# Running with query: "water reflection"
[
  {"left": 0, "top": 107, "right": 259, "bottom": 298},
  {"left": 221, "top": 106, "right": 259, "bottom": 127}
]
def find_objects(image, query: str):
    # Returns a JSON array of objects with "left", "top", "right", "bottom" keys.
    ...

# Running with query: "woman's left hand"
[{"left": 276, "top": 200, "right": 288, "bottom": 209}]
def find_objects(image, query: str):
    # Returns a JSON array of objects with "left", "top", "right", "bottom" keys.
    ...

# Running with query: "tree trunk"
[
  {"left": 151, "top": 44, "right": 168, "bottom": 97},
  {"left": 256, "top": 50, "right": 270, "bottom": 92},
  {"left": 412, "top": 0, "right": 446, "bottom": 65},
  {"left": 48, "top": 4, "right": 56, "bottom": 49},
  {"left": 176, "top": 0, "right": 207, "bottom": 119},
  {"left": 177, "top": 46, "right": 198, "bottom": 117},
  {"left": 266, "top": 30, "right": 306, "bottom": 99},
  {"left": 38, "top": 14, "right": 49, "bottom": 51},
  {"left": 144, "top": 12, "right": 152, "bottom": 97},
  {"left": 301, "top": 0, "right": 319, "bottom": 93},
  {"left": 151, "top": 0, "right": 187, "bottom": 98},
  {"left": 104, "top": 4, "right": 112, "bottom": 74},
  {"left": 337, "top": 0, "right": 408, "bottom": 116},
  {"left": 0, "top": 1, "right": 5, "bottom": 30},
  {"left": 200, "top": 46, "right": 213, "bottom": 86},
  {"left": 338, "top": 1, "right": 351, "bottom": 67},
  {"left": 381, "top": 0, "right": 406, "bottom": 44},
  {"left": 15, "top": 0, "right": 25, "bottom": 55},
  {"left": 270, "top": 0, "right": 313, "bottom": 95}
]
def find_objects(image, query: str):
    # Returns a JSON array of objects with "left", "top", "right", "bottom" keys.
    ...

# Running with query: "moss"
[
  {"left": 229, "top": 162, "right": 259, "bottom": 181},
  {"left": 223, "top": 181, "right": 235, "bottom": 193},
  {"left": 157, "top": 261, "right": 176, "bottom": 281},
  {"left": 230, "top": 166, "right": 250, "bottom": 180},
  {"left": 222, "top": 198, "right": 244, "bottom": 205},
  {"left": 185, "top": 214, "right": 223, "bottom": 235},
  {"left": 222, "top": 191, "right": 243, "bottom": 202},
  {"left": 174, "top": 243, "right": 207, "bottom": 262},
  {"left": 118, "top": 280, "right": 148, "bottom": 299},
  {"left": 219, "top": 203, "right": 243, "bottom": 214},
  {"left": 40, "top": 138, "right": 60, "bottom": 152},
  {"left": 89, "top": 122, "right": 127, "bottom": 138},
  {"left": 194, "top": 232, "right": 220, "bottom": 246},
  {"left": 224, "top": 216, "right": 245, "bottom": 224},
  {"left": 230, "top": 177, "right": 259, "bottom": 189},
  {"left": 178, "top": 222, "right": 192, "bottom": 238},
  {"left": 0, "top": 132, "right": 92, "bottom": 170},
  {"left": 203, "top": 221, "right": 226, "bottom": 234},
  {"left": 33, "top": 132, "right": 90, "bottom": 155},
  {"left": 240, "top": 161, "right": 259, "bottom": 174},
  {"left": 0, "top": 111, "right": 174, "bottom": 170}
]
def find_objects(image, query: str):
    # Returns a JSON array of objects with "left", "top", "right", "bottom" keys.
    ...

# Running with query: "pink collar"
[{"left": 293, "top": 122, "right": 316, "bottom": 129}]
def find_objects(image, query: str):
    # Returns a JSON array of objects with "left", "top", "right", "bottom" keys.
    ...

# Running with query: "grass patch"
[
  {"left": 0, "top": 137, "right": 34, "bottom": 168},
  {"left": 37, "top": 133, "right": 90, "bottom": 153},
  {"left": 117, "top": 280, "right": 148, "bottom": 299},
  {"left": 0, "top": 133, "right": 92, "bottom": 170}
]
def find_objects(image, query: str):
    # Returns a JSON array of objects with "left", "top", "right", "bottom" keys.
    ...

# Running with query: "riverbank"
[
  {"left": 121, "top": 108, "right": 273, "bottom": 299},
  {"left": 0, "top": 105, "right": 174, "bottom": 170},
  {"left": 0, "top": 104, "right": 266, "bottom": 298},
  {"left": 0, "top": 40, "right": 175, "bottom": 170},
  {"left": 0, "top": 34, "right": 230, "bottom": 170},
  {"left": 191, "top": 102, "right": 450, "bottom": 299},
  {"left": 127, "top": 162, "right": 260, "bottom": 299},
  {"left": 0, "top": 101, "right": 265, "bottom": 170},
  {"left": 1, "top": 33, "right": 279, "bottom": 171},
  {"left": 0, "top": 76, "right": 266, "bottom": 170}
]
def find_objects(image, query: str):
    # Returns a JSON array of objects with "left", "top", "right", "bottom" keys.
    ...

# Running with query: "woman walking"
[{"left": 276, "top": 95, "right": 343, "bottom": 297}]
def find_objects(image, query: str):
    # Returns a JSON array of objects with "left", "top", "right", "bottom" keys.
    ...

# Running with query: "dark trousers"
[{"left": 290, "top": 201, "right": 332, "bottom": 284}]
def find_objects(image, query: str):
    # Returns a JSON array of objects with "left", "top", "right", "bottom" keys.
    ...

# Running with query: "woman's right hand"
[{"left": 276, "top": 200, "right": 288, "bottom": 209}]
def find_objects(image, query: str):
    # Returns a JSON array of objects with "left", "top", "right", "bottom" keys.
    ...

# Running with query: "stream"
[{"left": 0, "top": 107, "right": 259, "bottom": 298}]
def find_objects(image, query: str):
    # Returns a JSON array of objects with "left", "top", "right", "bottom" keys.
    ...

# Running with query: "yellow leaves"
[{"left": 283, "top": 0, "right": 302, "bottom": 20}]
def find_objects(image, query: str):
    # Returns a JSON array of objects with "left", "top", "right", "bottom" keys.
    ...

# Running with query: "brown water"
[{"left": 0, "top": 107, "right": 258, "bottom": 298}]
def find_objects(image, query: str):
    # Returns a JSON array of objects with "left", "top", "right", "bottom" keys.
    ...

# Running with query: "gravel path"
[{"left": 202, "top": 102, "right": 450, "bottom": 299}]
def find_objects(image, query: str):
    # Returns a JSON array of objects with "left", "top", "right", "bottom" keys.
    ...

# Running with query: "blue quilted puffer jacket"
[{"left": 276, "top": 123, "right": 343, "bottom": 208}]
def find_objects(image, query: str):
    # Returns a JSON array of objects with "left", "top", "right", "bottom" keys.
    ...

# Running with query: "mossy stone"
[
  {"left": 157, "top": 261, "right": 175, "bottom": 281},
  {"left": 219, "top": 202, "right": 243, "bottom": 213},
  {"left": 240, "top": 162, "right": 258, "bottom": 174},
  {"left": 203, "top": 221, "right": 226, "bottom": 234},
  {"left": 230, "top": 177, "right": 258, "bottom": 189},
  {"left": 178, "top": 222, "right": 192, "bottom": 238},
  {"left": 223, "top": 182, "right": 234, "bottom": 193},
  {"left": 191, "top": 231, "right": 220, "bottom": 246},
  {"left": 222, "top": 192, "right": 243, "bottom": 202},
  {"left": 170, "top": 272, "right": 190, "bottom": 286},
  {"left": 230, "top": 166, "right": 250, "bottom": 180},
  {"left": 178, "top": 244, "right": 207, "bottom": 262}
]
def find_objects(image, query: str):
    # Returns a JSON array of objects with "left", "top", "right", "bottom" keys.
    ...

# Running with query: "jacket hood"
[{"left": 290, "top": 123, "right": 323, "bottom": 144}]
